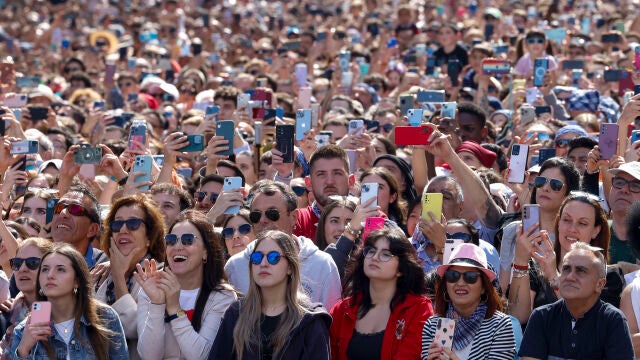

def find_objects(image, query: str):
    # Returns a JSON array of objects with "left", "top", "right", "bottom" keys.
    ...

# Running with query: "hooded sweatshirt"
[{"left": 225, "top": 236, "right": 342, "bottom": 310}]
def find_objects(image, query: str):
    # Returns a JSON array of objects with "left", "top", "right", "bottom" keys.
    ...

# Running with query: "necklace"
[{"left": 54, "top": 319, "right": 75, "bottom": 344}]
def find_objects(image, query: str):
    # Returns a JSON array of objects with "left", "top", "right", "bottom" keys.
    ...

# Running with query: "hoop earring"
[
  {"left": 203, "top": 258, "right": 207, "bottom": 264},
  {"left": 480, "top": 293, "right": 488, "bottom": 302},
  {"left": 444, "top": 292, "right": 451, "bottom": 302}
]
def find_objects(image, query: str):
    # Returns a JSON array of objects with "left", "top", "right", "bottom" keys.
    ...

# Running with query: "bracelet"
[
  {"left": 512, "top": 263, "right": 529, "bottom": 271},
  {"left": 345, "top": 223, "right": 362, "bottom": 238},
  {"left": 549, "top": 274, "right": 560, "bottom": 287},
  {"left": 512, "top": 267, "right": 529, "bottom": 278},
  {"left": 117, "top": 176, "right": 129, "bottom": 186}
]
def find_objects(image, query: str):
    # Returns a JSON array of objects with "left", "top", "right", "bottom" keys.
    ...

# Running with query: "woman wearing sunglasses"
[
  {"left": 422, "top": 243, "right": 515, "bottom": 360},
  {"left": 508, "top": 191, "right": 621, "bottom": 325},
  {"left": 209, "top": 230, "right": 331, "bottom": 359},
  {"left": 0, "top": 238, "right": 52, "bottom": 359},
  {"left": 330, "top": 225, "right": 432, "bottom": 360},
  {"left": 499, "top": 157, "right": 579, "bottom": 290},
  {"left": 136, "top": 210, "right": 237, "bottom": 359},
  {"left": 513, "top": 30, "right": 557, "bottom": 78},
  {"left": 95, "top": 194, "right": 166, "bottom": 360},
  {"left": 218, "top": 209, "right": 255, "bottom": 258}
]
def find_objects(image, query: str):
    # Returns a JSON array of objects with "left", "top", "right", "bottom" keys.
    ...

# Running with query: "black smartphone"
[
  {"left": 275, "top": 124, "right": 294, "bottom": 163},
  {"left": 604, "top": 69, "right": 621, "bottom": 82},
  {"left": 447, "top": 59, "right": 461, "bottom": 86}
]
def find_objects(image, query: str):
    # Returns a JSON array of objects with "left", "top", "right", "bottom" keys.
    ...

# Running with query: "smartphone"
[
  {"left": 2, "top": 93, "right": 27, "bottom": 108},
  {"left": 152, "top": 155, "right": 164, "bottom": 166},
  {"left": 360, "top": 182, "right": 379, "bottom": 207},
  {"left": 311, "top": 103, "right": 320, "bottom": 128},
  {"left": 316, "top": 134, "right": 331, "bottom": 147},
  {"left": 538, "top": 148, "right": 556, "bottom": 165},
  {"left": 349, "top": 119, "right": 364, "bottom": 135},
  {"left": 441, "top": 102, "right": 457, "bottom": 119},
  {"left": 237, "top": 93, "right": 250, "bottom": 109},
  {"left": 394, "top": 125, "right": 434, "bottom": 146},
  {"left": 132, "top": 155, "right": 152, "bottom": 191},
  {"left": 635, "top": 85, "right": 640, "bottom": 96},
  {"left": 562, "top": 60, "right": 584, "bottom": 70},
  {"left": 294, "top": 63, "right": 307, "bottom": 87},
  {"left": 45, "top": 198, "right": 59, "bottom": 225},
  {"left": 434, "top": 318, "right": 456, "bottom": 351},
  {"left": 493, "top": 44, "right": 509, "bottom": 54},
  {"left": 484, "top": 23, "right": 494, "bottom": 41},
  {"left": 481, "top": 58, "right": 511, "bottom": 75},
  {"left": 216, "top": 121, "right": 235, "bottom": 156},
  {"left": 417, "top": 90, "right": 446, "bottom": 103},
  {"left": 508, "top": 144, "right": 529, "bottom": 183},
  {"left": 364, "top": 119, "right": 379, "bottom": 132},
  {"left": 447, "top": 59, "right": 461, "bottom": 86},
  {"left": 104, "top": 62, "right": 116, "bottom": 84},
  {"left": 443, "top": 239, "right": 464, "bottom": 265},
  {"left": 28, "top": 106, "right": 48, "bottom": 122},
  {"left": 223, "top": 176, "right": 243, "bottom": 214},
  {"left": 176, "top": 168, "right": 192, "bottom": 179},
  {"left": 295, "top": 109, "right": 312, "bottom": 141},
  {"left": 93, "top": 101, "right": 105, "bottom": 111},
  {"left": 298, "top": 87, "right": 311, "bottom": 109},
  {"left": 422, "top": 193, "right": 443, "bottom": 221},
  {"left": 602, "top": 33, "right": 621, "bottom": 43},
  {"left": 632, "top": 130, "right": 640, "bottom": 144},
  {"left": 534, "top": 106, "right": 551, "bottom": 116},
  {"left": 252, "top": 89, "right": 272, "bottom": 120},
  {"left": 407, "top": 109, "right": 423, "bottom": 126},
  {"left": 426, "top": 57, "right": 436, "bottom": 76},
  {"left": 346, "top": 149, "right": 357, "bottom": 173},
  {"left": 205, "top": 105, "right": 220, "bottom": 121},
  {"left": 73, "top": 146, "right": 102, "bottom": 164},
  {"left": 533, "top": 58, "right": 548, "bottom": 87},
  {"left": 635, "top": 46, "right": 640, "bottom": 71},
  {"left": 362, "top": 217, "right": 386, "bottom": 240},
  {"left": 275, "top": 124, "right": 295, "bottom": 163},
  {"left": 599, "top": 123, "right": 619, "bottom": 159},
  {"left": 520, "top": 106, "right": 535, "bottom": 125},
  {"left": 341, "top": 72, "right": 353, "bottom": 89},
  {"left": 604, "top": 69, "right": 621, "bottom": 82},
  {"left": 127, "top": 57, "right": 137, "bottom": 70},
  {"left": 399, "top": 95, "right": 414, "bottom": 115},
  {"left": 10, "top": 140, "right": 39, "bottom": 154},
  {"left": 254, "top": 121, "right": 263, "bottom": 146},
  {"left": 128, "top": 120, "right": 147, "bottom": 150},
  {"left": 522, "top": 204, "right": 541, "bottom": 234},
  {"left": 338, "top": 50, "right": 351, "bottom": 72},
  {"left": 31, "top": 301, "right": 52, "bottom": 324},
  {"left": 545, "top": 27, "right": 566, "bottom": 41},
  {"left": 180, "top": 134, "right": 205, "bottom": 152}
]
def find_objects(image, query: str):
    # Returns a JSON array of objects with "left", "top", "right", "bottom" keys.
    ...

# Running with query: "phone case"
[
  {"left": 508, "top": 144, "right": 529, "bottom": 183},
  {"left": 254, "top": 121, "right": 263, "bottom": 146},
  {"left": 360, "top": 183, "right": 379, "bottom": 207},
  {"left": 216, "top": 121, "right": 235, "bottom": 156},
  {"left": 394, "top": 125, "right": 433, "bottom": 146},
  {"left": 349, "top": 119, "right": 364, "bottom": 135},
  {"left": 481, "top": 58, "right": 511, "bottom": 74},
  {"left": 522, "top": 204, "right": 540, "bottom": 234},
  {"left": 10, "top": 140, "right": 39, "bottom": 155},
  {"left": 417, "top": 90, "right": 446, "bottom": 103},
  {"left": 399, "top": 95, "right": 414, "bottom": 115},
  {"left": 632, "top": 130, "right": 640, "bottom": 144},
  {"left": 316, "top": 135, "right": 331, "bottom": 147},
  {"left": 362, "top": 217, "right": 386, "bottom": 240},
  {"left": 296, "top": 109, "right": 312, "bottom": 141},
  {"left": 434, "top": 318, "right": 456, "bottom": 350},
  {"left": 298, "top": 87, "right": 311, "bottom": 109},
  {"left": 443, "top": 239, "right": 464, "bottom": 265},
  {"left": 45, "top": 198, "right": 59, "bottom": 224},
  {"left": 520, "top": 107, "right": 535, "bottom": 125},
  {"left": 422, "top": 193, "right": 443, "bottom": 221},
  {"left": 534, "top": 106, "right": 551, "bottom": 116},
  {"left": 311, "top": 104, "right": 320, "bottom": 127},
  {"left": 132, "top": 155, "right": 152, "bottom": 191},
  {"left": 2, "top": 93, "right": 27, "bottom": 108},
  {"left": 237, "top": 93, "right": 250, "bottom": 108},
  {"left": 31, "top": 301, "right": 52, "bottom": 324},
  {"left": 346, "top": 149, "right": 357, "bottom": 173},
  {"left": 252, "top": 90, "right": 272, "bottom": 120},
  {"left": 223, "top": 177, "right": 243, "bottom": 214},
  {"left": 441, "top": 102, "right": 457, "bottom": 119},
  {"left": 533, "top": 58, "right": 548, "bottom": 87},
  {"left": 563, "top": 60, "right": 584, "bottom": 70},
  {"left": 275, "top": 125, "right": 295, "bottom": 163},
  {"left": 338, "top": 51, "right": 351, "bottom": 72},
  {"left": 295, "top": 64, "right": 307, "bottom": 87},
  {"left": 599, "top": 123, "right": 619, "bottom": 159},
  {"left": 538, "top": 148, "right": 556, "bottom": 165},
  {"left": 180, "top": 135, "right": 205, "bottom": 152},
  {"left": 128, "top": 121, "right": 147, "bottom": 150},
  {"left": 407, "top": 109, "right": 423, "bottom": 126}
]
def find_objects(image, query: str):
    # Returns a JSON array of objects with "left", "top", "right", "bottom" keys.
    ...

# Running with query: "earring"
[
  {"left": 39, "top": 289, "right": 44, "bottom": 296},
  {"left": 73, "top": 288, "right": 78, "bottom": 295},
  {"left": 444, "top": 292, "right": 451, "bottom": 302},
  {"left": 480, "top": 293, "right": 488, "bottom": 302},
  {"left": 203, "top": 258, "right": 207, "bottom": 264}
]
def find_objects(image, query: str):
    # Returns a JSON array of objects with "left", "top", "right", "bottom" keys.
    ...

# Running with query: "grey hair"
[
  {"left": 568, "top": 242, "right": 607, "bottom": 278},
  {"left": 426, "top": 175, "right": 464, "bottom": 204},
  {"left": 246, "top": 180, "right": 297, "bottom": 212}
]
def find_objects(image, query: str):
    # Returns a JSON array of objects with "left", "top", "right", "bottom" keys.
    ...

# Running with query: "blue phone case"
[
  {"left": 295, "top": 110, "right": 311, "bottom": 141},
  {"left": 216, "top": 121, "right": 234, "bottom": 156},
  {"left": 534, "top": 58, "right": 548, "bottom": 87},
  {"left": 132, "top": 155, "right": 152, "bottom": 191}
]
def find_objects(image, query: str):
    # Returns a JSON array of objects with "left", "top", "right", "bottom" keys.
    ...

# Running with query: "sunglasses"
[
  {"left": 194, "top": 192, "right": 219, "bottom": 203},
  {"left": 363, "top": 246, "right": 396, "bottom": 262},
  {"left": 534, "top": 176, "right": 565, "bottom": 192},
  {"left": 110, "top": 218, "right": 145, "bottom": 232},
  {"left": 291, "top": 186, "right": 308, "bottom": 196},
  {"left": 446, "top": 232, "right": 472, "bottom": 242},
  {"left": 221, "top": 223, "right": 252, "bottom": 239},
  {"left": 53, "top": 202, "right": 95, "bottom": 219},
  {"left": 555, "top": 138, "right": 571, "bottom": 148},
  {"left": 526, "top": 38, "right": 546, "bottom": 44},
  {"left": 119, "top": 81, "right": 134, "bottom": 87},
  {"left": 612, "top": 176, "right": 640, "bottom": 193},
  {"left": 249, "top": 209, "right": 280, "bottom": 223},
  {"left": 180, "top": 88, "right": 197, "bottom": 95},
  {"left": 444, "top": 269, "right": 481, "bottom": 284},
  {"left": 250, "top": 251, "right": 282, "bottom": 265},
  {"left": 10, "top": 257, "right": 41, "bottom": 271},
  {"left": 165, "top": 233, "right": 198, "bottom": 246}
]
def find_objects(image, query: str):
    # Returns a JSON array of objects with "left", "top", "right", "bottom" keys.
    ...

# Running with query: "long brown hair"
[
  {"left": 359, "top": 167, "right": 407, "bottom": 224},
  {"left": 35, "top": 243, "right": 118, "bottom": 360},
  {"left": 315, "top": 197, "right": 357, "bottom": 250}
]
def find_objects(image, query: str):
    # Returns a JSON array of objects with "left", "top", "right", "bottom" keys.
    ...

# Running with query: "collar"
[
  {"left": 562, "top": 298, "right": 602, "bottom": 321},
  {"left": 311, "top": 201, "right": 322, "bottom": 218},
  {"left": 84, "top": 245, "right": 95, "bottom": 268}
]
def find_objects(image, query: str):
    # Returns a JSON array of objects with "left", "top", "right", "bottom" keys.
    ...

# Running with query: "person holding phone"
[
  {"left": 330, "top": 224, "right": 433, "bottom": 359},
  {"left": 135, "top": 210, "right": 237, "bottom": 359},
  {"left": 10, "top": 243, "right": 129, "bottom": 359},
  {"left": 422, "top": 243, "right": 515, "bottom": 360},
  {"left": 359, "top": 167, "right": 407, "bottom": 230},
  {"left": 209, "top": 230, "right": 332, "bottom": 359},
  {"left": 315, "top": 197, "right": 357, "bottom": 252},
  {"left": 217, "top": 209, "right": 255, "bottom": 258},
  {"left": 18, "top": 189, "right": 57, "bottom": 228},
  {"left": 513, "top": 31, "right": 557, "bottom": 78}
]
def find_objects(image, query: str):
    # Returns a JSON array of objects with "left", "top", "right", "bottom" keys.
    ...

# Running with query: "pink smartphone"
[
  {"left": 362, "top": 217, "right": 385, "bottom": 240},
  {"left": 434, "top": 318, "right": 456, "bottom": 351},
  {"left": 599, "top": 123, "right": 619, "bottom": 160},
  {"left": 31, "top": 301, "right": 51, "bottom": 324}
]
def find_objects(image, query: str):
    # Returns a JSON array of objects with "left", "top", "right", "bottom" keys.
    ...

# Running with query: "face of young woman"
[
  {"left": 558, "top": 200, "right": 601, "bottom": 254},
  {"left": 361, "top": 174, "right": 396, "bottom": 215},
  {"left": 323, "top": 206, "right": 354, "bottom": 245},
  {"left": 166, "top": 221, "right": 207, "bottom": 278},
  {"left": 21, "top": 197, "right": 47, "bottom": 224},
  {"left": 445, "top": 265, "right": 484, "bottom": 311},
  {"left": 535, "top": 167, "right": 567, "bottom": 213},
  {"left": 14, "top": 245, "right": 44, "bottom": 295},
  {"left": 112, "top": 205, "right": 149, "bottom": 261},
  {"left": 363, "top": 237, "right": 400, "bottom": 281},
  {"left": 251, "top": 237, "right": 290, "bottom": 290},
  {"left": 39, "top": 253, "right": 78, "bottom": 300},
  {"left": 406, "top": 204, "right": 422, "bottom": 237},
  {"left": 224, "top": 216, "right": 255, "bottom": 257}
]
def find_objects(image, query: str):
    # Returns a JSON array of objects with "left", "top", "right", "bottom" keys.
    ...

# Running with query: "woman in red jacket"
[{"left": 330, "top": 223, "right": 433, "bottom": 360}]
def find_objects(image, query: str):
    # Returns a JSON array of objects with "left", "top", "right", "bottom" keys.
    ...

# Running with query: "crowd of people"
[{"left": 0, "top": 0, "right": 640, "bottom": 358}]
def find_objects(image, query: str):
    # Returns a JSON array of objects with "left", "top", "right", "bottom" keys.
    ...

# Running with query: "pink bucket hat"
[{"left": 436, "top": 243, "right": 496, "bottom": 281}]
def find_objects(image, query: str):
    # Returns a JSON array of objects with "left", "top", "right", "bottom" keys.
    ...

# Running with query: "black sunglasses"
[
  {"left": 10, "top": 257, "right": 41, "bottom": 271},
  {"left": 446, "top": 232, "right": 472, "bottom": 242},
  {"left": 165, "top": 233, "right": 198, "bottom": 246},
  {"left": 221, "top": 223, "right": 252, "bottom": 239},
  {"left": 526, "top": 38, "right": 546, "bottom": 44},
  {"left": 194, "top": 192, "right": 219, "bottom": 203},
  {"left": 444, "top": 269, "right": 481, "bottom": 284},
  {"left": 249, "top": 209, "right": 280, "bottom": 223},
  {"left": 291, "top": 186, "right": 307, "bottom": 196},
  {"left": 250, "top": 251, "right": 282, "bottom": 265},
  {"left": 555, "top": 138, "right": 571, "bottom": 148},
  {"left": 110, "top": 218, "right": 145, "bottom": 232},
  {"left": 534, "top": 176, "right": 565, "bottom": 192}
]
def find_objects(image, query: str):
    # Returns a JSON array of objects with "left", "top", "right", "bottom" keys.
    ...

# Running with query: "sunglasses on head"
[
  {"left": 249, "top": 209, "right": 280, "bottom": 223},
  {"left": 165, "top": 233, "right": 198, "bottom": 246},
  {"left": 110, "top": 218, "right": 145, "bottom": 232},
  {"left": 221, "top": 223, "right": 252, "bottom": 239},
  {"left": 534, "top": 176, "right": 565, "bottom": 192},
  {"left": 446, "top": 232, "right": 472, "bottom": 242},
  {"left": 444, "top": 269, "right": 481, "bottom": 284},
  {"left": 194, "top": 192, "right": 219, "bottom": 203},
  {"left": 250, "top": 250, "right": 282, "bottom": 265},
  {"left": 555, "top": 138, "right": 571, "bottom": 148},
  {"left": 526, "top": 38, "right": 546, "bottom": 44},
  {"left": 54, "top": 202, "right": 95, "bottom": 219},
  {"left": 612, "top": 176, "right": 640, "bottom": 193},
  {"left": 291, "top": 186, "right": 308, "bottom": 196},
  {"left": 10, "top": 257, "right": 41, "bottom": 271}
]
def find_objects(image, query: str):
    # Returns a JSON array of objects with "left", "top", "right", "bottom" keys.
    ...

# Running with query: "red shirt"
[
  {"left": 330, "top": 293, "right": 433, "bottom": 360},
  {"left": 294, "top": 205, "right": 319, "bottom": 242}
]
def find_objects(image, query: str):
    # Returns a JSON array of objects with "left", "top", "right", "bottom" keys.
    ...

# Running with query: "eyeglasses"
[
  {"left": 53, "top": 202, "right": 95, "bottom": 220},
  {"left": 9, "top": 257, "right": 41, "bottom": 271},
  {"left": 291, "top": 186, "right": 307, "bottom": 196},
  {"left": 249, "top": 209, "right": 280, "bottom": 223},
  {"left": 534, "top": 176, "right": 565, "bottom": 192},
  {"left": 64, "top": 67, "right": 81, "bottom": 73},
  {"left": 446, "top": 232, "right": 472, "bottom": 242},
  {"left": 363, "top": 246, "right": 396, "bottom": 262},
  {"left": 526, "top": 38, "right": 546, "bottom": 44},
  {"left": 110, "top": 218, "right": 145, "bottom": 232},
  {"left": 250, "top": 251, "right": 282, "bottom": 265},
  {"left": 221, "top": 223, "right": 252, "bottom": 239},
  {"left": 555, "top": 138, "right": 571, "bottom": 148},
  {"left": 194, "top": 192, "right": 219, "bottom": 203},
  {"left": 444, "top": 269, "right": 481, "bottom": 284},
  {"left": 165, "top": 233, "right": 198, "bottom": 246},
  {"left": 612, "top": 176, "right": 640, "bottom": 193}
]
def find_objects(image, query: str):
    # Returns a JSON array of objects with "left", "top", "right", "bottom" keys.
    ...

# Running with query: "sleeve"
[
  {"left": 208, "top": 301, "right": 240, "bottom": 360},
  {"left": 329, "top": 300, "right": 349, "bottom": 360},
  {"left": 393, "top": 298, "right": 434, "bottom": 360},
  {"left": 301, "top": 316, "right": 331, "bottom": 360},
  {"left": 498, "top": 222, "right": 518, "bottom": 274},
  {"left": 323, "top": 235, "right": 354, "bottom": 280},
  {"left": 421, "top": 317, "right": 438, "bottom": 360},
  {"left": 136, "top": 290, "right": 166, "bottom": 360},
  {"left": 487, "top": 315, "right": 516, "bottom": 360},
  {"left": 517, "top": 308, "right": 548, "bottom": 359},
  {"left": 605, "top": 309, "right": 634, "bottom": 359},
  {"left": 171, "top": 290, "right": 237, "bottom": 360},
  {"left": 8, "top": 321, "right": 28, "bottom": 360},
  {"left": 319, "top": 258, "right": 343, "bottom": 310},
  {"left": 543, "top": 92, "right": 570, "bottom": 121},
  {"left": 110, "top": 292, "right": 139, "bottom": 339},
  {"left": 103, "top": 307, "right": 130, "bottom": 360}
]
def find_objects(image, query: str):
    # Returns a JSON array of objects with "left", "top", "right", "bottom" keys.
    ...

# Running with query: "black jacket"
[{"left": 208, "top": 300, "right": 332, "bottom": 360}]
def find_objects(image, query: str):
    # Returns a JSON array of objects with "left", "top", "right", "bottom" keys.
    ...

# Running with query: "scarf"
[{"left": 446, "top": 301, "right": 487, "bottom": 351}]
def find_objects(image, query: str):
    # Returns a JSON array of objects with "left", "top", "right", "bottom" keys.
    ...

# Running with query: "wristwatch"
[{"left": 165, "top": 309, "right": 186, "bottom": 323}]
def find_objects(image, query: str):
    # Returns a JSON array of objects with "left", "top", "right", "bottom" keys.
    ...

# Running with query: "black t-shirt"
[
  {"left": 432, "top": 44, "right": 469, "bottom": 68},
  {"left": 346, "top": 330, "right": 384, "bottom": 360},
  {"left": 260, "top": 314, "right": 281, "bottom": 360}
]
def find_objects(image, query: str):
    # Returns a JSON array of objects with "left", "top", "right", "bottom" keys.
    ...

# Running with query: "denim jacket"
[{"left": 9, "top": 305, "right": 129, "bottom": 360}]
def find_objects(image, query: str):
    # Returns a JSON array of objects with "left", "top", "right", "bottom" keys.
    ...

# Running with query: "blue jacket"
[{"left": 9, "top": 305, "right": 129, "bottom": 360}]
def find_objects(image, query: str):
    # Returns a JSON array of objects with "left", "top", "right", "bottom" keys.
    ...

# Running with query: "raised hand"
[{"left": 133, "top": 259, "right": 165, "bottom": 304}]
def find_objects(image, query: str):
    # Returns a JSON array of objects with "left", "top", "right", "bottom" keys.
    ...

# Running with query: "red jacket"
[
  {"left": 294, "top": 205, "right": 319, "bottom": 242},
  {"left": 330, "top": 293, "right": 433, "bottom": 360}
]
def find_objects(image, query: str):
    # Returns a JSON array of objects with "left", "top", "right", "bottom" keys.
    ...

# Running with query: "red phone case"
[
  {"left": 394, "top": 125, "right": 433, "bottom": 146},
  {"left": 363, "top": 217, "right": 386, "bottom": 240}
]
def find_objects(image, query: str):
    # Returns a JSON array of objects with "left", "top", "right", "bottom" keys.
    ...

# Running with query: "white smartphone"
[
  {"left": 443, "top": 239, "right": 464, "bottom": 264},
  {"left": 360, "top": 182, "right": 379, "bottom": 207},
  {"left": 434, "top": 318, "right": 456, "bottom": 351},
  {"left": 223, "top": 176, "right": 243, "bottom": 215},
  {"left": 508, "top": 144, "right": 529, "bottom": 183},
  {"left": 522, "top": 204, "right": 540, "bottom": 235},
  {"left": 349, "top": 119, "right": 364, "bottom": 135}
]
